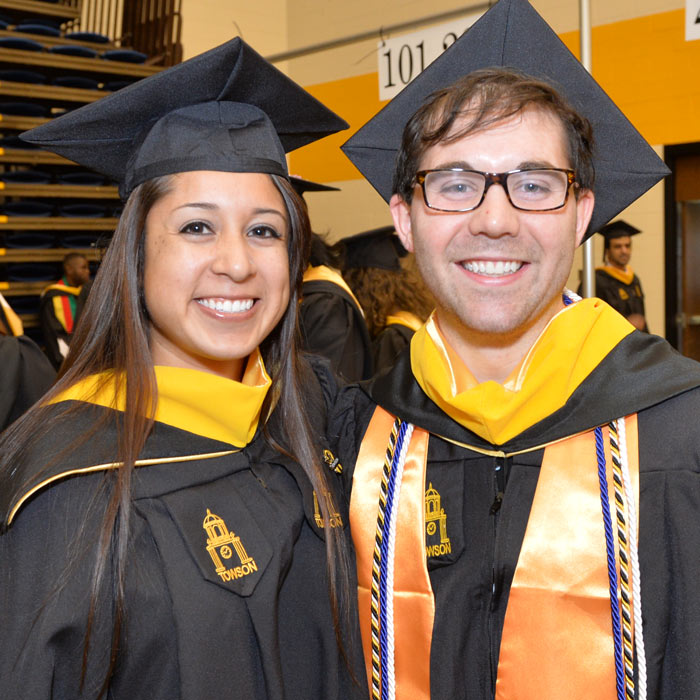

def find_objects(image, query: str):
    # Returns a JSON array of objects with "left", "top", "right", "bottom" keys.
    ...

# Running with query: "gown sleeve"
[
  {"left": 637, "top": 387, "right": 700, "bottom": 698},
  {"left": 300, "top": 287, "right": 373, "bottom": 382},
  {"left": 0, "top": 335, "right": 55, "bottom": 430},
  {"left": 0, "top": 472, "right": 180, "bottom": 699}
]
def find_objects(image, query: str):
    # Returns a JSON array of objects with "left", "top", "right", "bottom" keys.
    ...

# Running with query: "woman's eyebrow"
[{"left": 174, "top": 201, "right": 219, "bottom": 211}]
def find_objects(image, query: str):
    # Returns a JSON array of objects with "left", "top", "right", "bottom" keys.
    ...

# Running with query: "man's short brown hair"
[{"left": 392, "top": 67, "right": 595, "bottom": 204}]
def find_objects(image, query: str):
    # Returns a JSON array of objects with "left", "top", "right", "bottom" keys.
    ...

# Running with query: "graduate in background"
[
  {"left": 0, "top": 39, "right": 364, "bottom": 700},
  {"left": 40, "top": 251, "right": 90, "bottom": 368},
  {"left": 339, "top": 226, "right": 434, "bottom": 374},
  {"left": 296, "top": 178, "right": 374, "bottom": 381},
  {"left": 594, "top": 220, "right": 648, "bottom": 331}
]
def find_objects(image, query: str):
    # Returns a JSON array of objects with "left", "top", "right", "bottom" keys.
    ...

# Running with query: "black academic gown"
[
  {"left": 372, "top": 323, "right": 414, "bottom": 375},
  {"left": 39, "top": 283, "right": 83, "bottom": 370},
  {"left": 0, "top": 365, "right": 366, "bottom": 700},
  {"left": 581, "top": 268, "right": 647, "bottom": 328},
  {"left": 300, "top": 278, "right": 373, "bottom": 382},
  {"left": 0, "top": 335, "right": 55, "bottom": 430},
  {"left": 332, "top": 330, "right": 700, "bottom": 699}
]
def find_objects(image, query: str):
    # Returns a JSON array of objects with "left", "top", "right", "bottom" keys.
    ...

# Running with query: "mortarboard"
[
  {"left": 341, "top": 0, "right": 668, "bottom": 241},
  {"left": 290, "top": 176, "right": 340, "bottom": 197},
  {"left": 598, "top": 219, "right": 641, "bottom": 242},
  {"left": 20, "top": 37, "right": 349, "bottom": 199},
  {"left": 342, "top": 225, "right": 407, "bottom": 271}
]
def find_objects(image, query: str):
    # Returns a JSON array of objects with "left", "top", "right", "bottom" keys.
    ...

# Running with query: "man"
[
  {"left": 40, "top": 252, "right": 90, "bottom": 368},
  {"left": 595, "top": 219, "right": 648, "bottom": 330},
  {"left": 335, "top": 0, "right": 700, "bottom": 698}
]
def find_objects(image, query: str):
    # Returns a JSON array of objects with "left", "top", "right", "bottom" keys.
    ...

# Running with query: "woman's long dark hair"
[{"left": 0, "top": 172, "right": 350, "bottom": 696}]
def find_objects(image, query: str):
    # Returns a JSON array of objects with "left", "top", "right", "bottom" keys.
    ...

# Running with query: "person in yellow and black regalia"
[
  {"left": 293, "top": 177, "right": 374, "bottom": 382},
  {"left": 335, "top": 1, "right": 700, "bottom": 699},
  {"left": 594, "top": 220, "right": 648, "bottom": 331},
  {"left": 40, "top": 251, "right": 90, "bottom": 368},
  {"left": 0, "top": 40, "right": 366, "bottom": 700},
  {"left": 338, "top": 225, "right": 434, "bottom": 375}
]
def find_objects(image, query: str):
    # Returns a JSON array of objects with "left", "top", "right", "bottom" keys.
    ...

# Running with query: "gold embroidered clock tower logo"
[
  {"left": 203, "top": 509, "right": 258, "bottom": 582},
  {"left": 425, "top": 483, "right": 451, "bottom": 557},
  {"left": 313, "top": 491, "right": 343, "bottom": 528}
]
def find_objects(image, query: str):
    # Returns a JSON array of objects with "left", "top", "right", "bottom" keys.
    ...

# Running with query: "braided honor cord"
[
  {"left": 370, "top": 418, "right": 414, "bottom": 700},
  {"left": 596, "top": 421, "right": 645, "bottom": 700},
  {"left": 617, "top": 417, "right": 647, "bottom": 699}
]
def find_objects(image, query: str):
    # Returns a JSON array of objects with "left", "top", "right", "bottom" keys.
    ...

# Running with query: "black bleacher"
[{"left": 0, "top": 0, "right": 163, "bottom": 337}]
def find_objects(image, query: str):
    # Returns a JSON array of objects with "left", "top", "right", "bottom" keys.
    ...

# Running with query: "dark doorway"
[{"left": 664, "top": 143, "right": 700, "bottom": 360}]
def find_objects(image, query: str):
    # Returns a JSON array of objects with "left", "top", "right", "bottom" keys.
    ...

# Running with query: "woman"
[
  {"left": 339, "top": 226, "right": 434, "bottom": 374},
  {"left": 0, "top": 39, "right": 364, "bottom": 700}
]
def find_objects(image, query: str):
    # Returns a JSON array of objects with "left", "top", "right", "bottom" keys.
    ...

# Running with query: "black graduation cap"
[
  {"left": 20, "top": 37, "right": 349, "bottom": 199},
  {"left": 342, "top": 225, "right": 407, "bottom": 271},
  {"left": 341, "top": 0, "right": 669, "bottom": 241},
  {"left": 598, "top": 219, "right": 641, "bottom": 242},
  {"left": 290, "top": 176, "right": 340, "bottom": 197}
]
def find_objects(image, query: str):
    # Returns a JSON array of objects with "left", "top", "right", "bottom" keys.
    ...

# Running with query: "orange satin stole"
[
  {"left": 350, "top": 406, "right": 433, "bottom": 700},
  {"left": 496, "top": 416, "right": 640, "bottom": 700}
]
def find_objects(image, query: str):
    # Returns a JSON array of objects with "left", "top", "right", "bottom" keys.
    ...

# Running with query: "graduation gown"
[
  {"left": 332, "top": 307, "right": 700, "bottom": 699},
  {"left": 40, "top": 279, "right": 84, "bottom": 369},
  {"left": 0, "top": 335, "right": 55, "bottom": 430},
  {"left": 0, "top": 361, "right": 366, "bottom": 700},
  {"left": 372, "top": 312, "right": 423, "bottom": 375},
  {"left": 589, "top": 267, "right": 646, "bottom": 325},
  {"left": 300, "top": 266, "right": 373, "bottom": 382}
]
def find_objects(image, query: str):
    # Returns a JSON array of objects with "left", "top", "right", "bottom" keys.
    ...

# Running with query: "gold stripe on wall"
[
  {"left": 290, "top": 9, "right": 698, "bottom": 184},
  {"left": 290, "top": 72, "right": 387, "bottom": 182},
  {"left": 561, "top": 9, "right": 698, "bottom": 147}
]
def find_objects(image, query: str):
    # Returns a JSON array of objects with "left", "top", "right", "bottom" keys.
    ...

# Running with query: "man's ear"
[
  {"left": 574, "top": 189, "right": 595, "bottom": 246},
  {"left": 390, "top": 194, "right": 414, "bottom": 253}
]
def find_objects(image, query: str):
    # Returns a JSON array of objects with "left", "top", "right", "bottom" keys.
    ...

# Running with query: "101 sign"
[{"left": 378, "top": 12, "right": 484, "bottom": 101}]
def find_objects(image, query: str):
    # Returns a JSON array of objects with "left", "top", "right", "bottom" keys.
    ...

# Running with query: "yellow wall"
[
  {"left": 180, "top": 0, "right": 288, "bottom": 58},
  {"left": 180, "top": 0, "right": 694, "bottom": 337}
]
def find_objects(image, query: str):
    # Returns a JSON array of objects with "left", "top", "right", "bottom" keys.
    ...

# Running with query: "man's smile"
[{"left": 460, "top": 260, "right": 524, "bottom": 276}]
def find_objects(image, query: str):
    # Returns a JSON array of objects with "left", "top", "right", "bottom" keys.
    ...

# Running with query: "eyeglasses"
[{"left": 414, "top": 168, "right": 577, "bottom": 213}]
